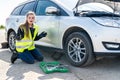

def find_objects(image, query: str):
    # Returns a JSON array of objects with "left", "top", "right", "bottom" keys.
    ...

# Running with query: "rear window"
[
  {"left": 11, "top": 5, "right": 24, "bottom": 15},
  {"left": 20, "top": 1, "right": 35, "bottom": 15}
]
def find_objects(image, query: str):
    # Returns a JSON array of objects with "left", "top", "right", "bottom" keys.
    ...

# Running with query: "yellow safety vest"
[{"left": 16, "top": 24, "right": 39, "bottom": 53}]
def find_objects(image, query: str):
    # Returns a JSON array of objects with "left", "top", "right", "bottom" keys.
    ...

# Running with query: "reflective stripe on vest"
[
  {"left": 16, "top": 40, "right": 32, "bottom": 42},
  {"left": 16, "top": 40, "right": 33, "bottom": 48}
]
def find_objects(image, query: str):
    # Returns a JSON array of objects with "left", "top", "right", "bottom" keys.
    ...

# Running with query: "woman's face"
[{"left": 27, "top": 14, "right": 35, "bottom": 26}]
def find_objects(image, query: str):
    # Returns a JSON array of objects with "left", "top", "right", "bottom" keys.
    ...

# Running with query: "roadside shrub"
[{"left": 0, "top": 25, "right": 5, "bottom": 29}]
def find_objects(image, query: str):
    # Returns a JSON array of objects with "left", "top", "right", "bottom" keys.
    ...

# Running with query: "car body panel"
[
  {"left": 58, "top": 16, "right": 120, "bottom": 52},
  {"left": 35, "top": 16, "right": 59, "bottom": 47}
]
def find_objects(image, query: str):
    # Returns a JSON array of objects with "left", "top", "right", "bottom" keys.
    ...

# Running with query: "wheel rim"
[
  {"left": 67, "top": 38, "right": 86, "bottom": 63},
  {"left": 9, "top": 32, "right": 16, "bottom": 50}
]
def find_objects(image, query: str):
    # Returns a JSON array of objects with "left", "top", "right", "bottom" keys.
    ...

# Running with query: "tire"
[
  {"left": 8, "top": 31, "right": 16, "bottom": 52},
  {"left": 64, "top": 32, "right": 95, "bottom": 67}
]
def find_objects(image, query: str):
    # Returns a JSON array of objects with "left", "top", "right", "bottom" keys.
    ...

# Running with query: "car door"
[{"left": 35, "top": 0, "right": 61, "bottom": 48}]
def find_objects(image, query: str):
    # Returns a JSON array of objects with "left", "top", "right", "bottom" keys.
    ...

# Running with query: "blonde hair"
[{"left": 22, "top": 11, "right": 36, "bottom": 38}]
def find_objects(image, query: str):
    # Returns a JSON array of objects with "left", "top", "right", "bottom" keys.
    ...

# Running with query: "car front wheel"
[{"left": 64, "top": 32, "right": 95, "bottom": 67}]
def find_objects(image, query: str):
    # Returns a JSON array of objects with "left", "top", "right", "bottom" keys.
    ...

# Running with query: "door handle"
[{"left": 16, "top": 18, "right": 19, "bottom": 22}]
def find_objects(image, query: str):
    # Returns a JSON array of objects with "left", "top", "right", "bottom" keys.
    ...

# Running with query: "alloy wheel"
[{"left": 67, "top": 38, "right": 86, "bottom": 63}]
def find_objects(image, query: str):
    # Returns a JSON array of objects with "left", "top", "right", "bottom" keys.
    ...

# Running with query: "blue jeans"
[{"left": 18, "top": 48, "right": 44, "bottom": 64}]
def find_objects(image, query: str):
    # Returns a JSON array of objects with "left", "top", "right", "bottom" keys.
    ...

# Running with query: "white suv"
[{"left": 5, "top": 0, "right": 120, "bottom": 66}]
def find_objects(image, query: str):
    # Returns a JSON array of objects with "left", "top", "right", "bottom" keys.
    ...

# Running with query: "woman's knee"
[{"left": 18, "top": 50, "right": 35, "bottom": 64}]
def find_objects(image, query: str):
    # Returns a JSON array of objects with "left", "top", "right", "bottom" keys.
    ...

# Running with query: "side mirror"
[{"left": 45, "top": 6, "right": 60, "bottom": 15}]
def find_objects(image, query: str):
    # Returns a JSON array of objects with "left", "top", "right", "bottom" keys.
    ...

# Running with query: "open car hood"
[
  {"left": 60, "top": 0, "right": 120, "bottom": 10},
  {"left": 77, "top": 2, "right": 114, "bottom": 13}
]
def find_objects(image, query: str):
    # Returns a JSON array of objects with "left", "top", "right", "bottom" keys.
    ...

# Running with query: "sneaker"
[{"left": 11, "top": 53, "right": 18, "bottom": 64}]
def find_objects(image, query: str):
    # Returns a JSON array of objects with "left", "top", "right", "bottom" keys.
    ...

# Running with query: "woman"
[{"left": 11, "top": 11, "right": 47, "bottom": 64}]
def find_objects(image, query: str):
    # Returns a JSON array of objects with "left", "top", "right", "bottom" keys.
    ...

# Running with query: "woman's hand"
[{"left": 38, "top": 31, "right": 47, "bottom": 38}]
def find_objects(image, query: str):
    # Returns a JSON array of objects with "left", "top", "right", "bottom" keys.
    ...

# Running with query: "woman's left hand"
[{"left": 38, "top": 31, "right": 47, "bottom": 38}]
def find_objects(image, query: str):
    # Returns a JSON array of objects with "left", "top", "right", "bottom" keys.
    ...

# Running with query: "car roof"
[{"left": 18, "top": 0, "right": 37, "bottom": 6}]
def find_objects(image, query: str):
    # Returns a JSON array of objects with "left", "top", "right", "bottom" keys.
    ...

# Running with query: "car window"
[
  {"left": 11, "top": 5, "right": 24, "bottom": 15},
  {"left": 20, "top": 1, "right": 35, "bottom": 15},
  {"left": 36, "top": 0, "right": 68, "bottom": 16}
]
